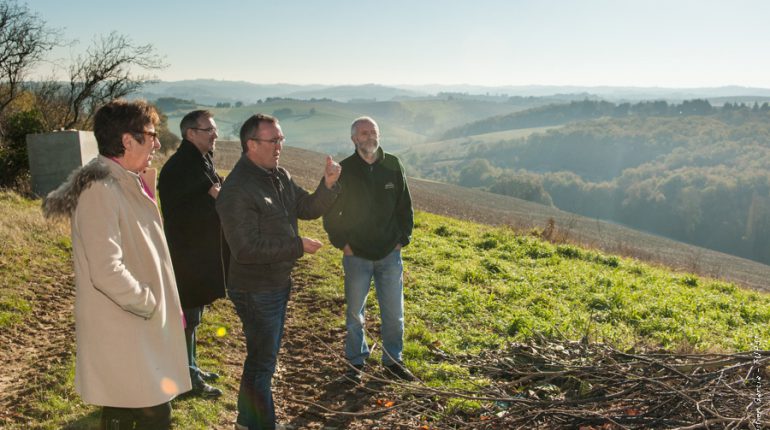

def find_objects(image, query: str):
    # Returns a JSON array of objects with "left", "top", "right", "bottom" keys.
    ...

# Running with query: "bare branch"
[
  {"left": 0, "top": 0, "right": 60, "bottom": 118},
  {"left": 57, "top": 31, "right": 167, "bottom": 129},
  {"left": 288, "top": 333, "right": 768, "bottom": 429}
]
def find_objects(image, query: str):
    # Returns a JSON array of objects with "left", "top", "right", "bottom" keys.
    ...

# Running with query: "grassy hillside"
[
  {"left": 1, "top": 183, "right": 768, "bottom": 428},
  {"left": 401, "top": 125, "right": 561, "bottom": 177},
  {"left": 0, "top": 192, "right": 70, "bottom": 327},
  {"left": 401, "top": 213, "right": 769, "bottom": 351},
  {"left": 439, "top": 99, "right": 621, "bottom": 139}
]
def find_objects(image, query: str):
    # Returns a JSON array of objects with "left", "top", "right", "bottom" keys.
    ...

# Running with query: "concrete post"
[{"left": 26, "top": 131, "right": 98, "bottom": 197}]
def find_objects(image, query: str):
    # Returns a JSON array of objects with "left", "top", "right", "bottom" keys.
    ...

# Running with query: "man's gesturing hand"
[{"left": 324, "top": 155, "right": 341, "bottom": 189}]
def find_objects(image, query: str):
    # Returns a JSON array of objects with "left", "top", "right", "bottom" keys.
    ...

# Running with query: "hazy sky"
[{"left": 28, "top": 0, "right": 770, "bottom": 88}]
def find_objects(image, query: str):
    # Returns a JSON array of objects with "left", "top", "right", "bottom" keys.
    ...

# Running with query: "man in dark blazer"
[{"left": 158, "top": 110, "right": 228, "bottom": 398}]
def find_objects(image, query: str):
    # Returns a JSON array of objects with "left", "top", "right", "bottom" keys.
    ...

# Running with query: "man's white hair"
[{"left": 350, "top": 116, "right": 379, "bottom": 137}]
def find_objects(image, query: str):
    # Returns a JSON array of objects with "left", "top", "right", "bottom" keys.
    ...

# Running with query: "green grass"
[
  {"left": 3, "top": 188, "right": 769, "bottom": 428},
  {"left": 25, "top": 355, "right": 99, "bottom": 430},
  {"left": 296, "top": 211, "right": 770, "bottom": 392},
  {"left": 0, "top": 191, "right": 71, "bottom": 328}
]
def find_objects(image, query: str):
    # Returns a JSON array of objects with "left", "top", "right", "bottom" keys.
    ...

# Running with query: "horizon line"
[{"left": 143, "top": 79, "right": 770, "bottom": 91}]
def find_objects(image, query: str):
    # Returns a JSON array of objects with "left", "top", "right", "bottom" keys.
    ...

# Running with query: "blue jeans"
[
  {"left": 183, "top": 306, "right": 204, "bottom": 386},
  {"left": 343, "top": 249, "right": 404, "bottom": 367},
  {"left": 229, "top": 288, "right": 291, "bottom": 430}
]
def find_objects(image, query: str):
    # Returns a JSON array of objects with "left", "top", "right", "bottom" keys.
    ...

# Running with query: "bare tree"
[
  {"left": 37, "top": 31, "right": 167, "bottom": 130},
  {"left": 0, "top": 0, "right": 59, "bottom": 120}
]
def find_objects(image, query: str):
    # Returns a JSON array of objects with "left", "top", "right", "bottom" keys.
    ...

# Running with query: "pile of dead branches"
[{"left": 299, "top": 335, "right": 768, "bottom": 429}]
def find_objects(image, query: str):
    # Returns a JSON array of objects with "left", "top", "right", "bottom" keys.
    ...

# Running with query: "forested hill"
[
  {"left": 440, "top": 99, "right": 770, "bottom": 139},
  {"left": 407, "top": 104, "right": 770, "bottom": 265}
]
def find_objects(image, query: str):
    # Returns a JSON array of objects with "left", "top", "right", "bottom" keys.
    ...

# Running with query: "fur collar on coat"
[{"left": 42, "top": 157, "right": 111, "bottom": 220}]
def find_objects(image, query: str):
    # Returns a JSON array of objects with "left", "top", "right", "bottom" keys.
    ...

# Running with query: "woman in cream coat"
[{"left": 43, "top": 100, "right": 191, "bottom": 429}]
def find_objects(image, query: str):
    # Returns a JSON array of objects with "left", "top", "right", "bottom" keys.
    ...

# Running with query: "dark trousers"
[
  {"left": 229, "top": 288, "right": 291, "bottom": 430},
  {"left": 100, "top": 402, "right": 171, "bottom": 430},
  {"left": 184, "top": 305, "right": 204, "bottom": 386}
]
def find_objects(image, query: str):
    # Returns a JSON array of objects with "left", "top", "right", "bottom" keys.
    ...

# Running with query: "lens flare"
[{"left": 160, "top": 377, "right": 179, "bottom": 395}]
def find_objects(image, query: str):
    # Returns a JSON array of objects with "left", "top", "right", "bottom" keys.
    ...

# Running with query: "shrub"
[
  {"left": 556, "top": 244, "right": 582, "bottom": 259},
  {"left": 507, "top": 315, "right": 534, "bottom": 336},
  {"left": 0, "top": 109, "right": 45, "bottom": 188},
  {"left": 680, "top": 275, "right": 698, "bottom": 287},
  {"left": 475, "top": 237, "right": 498, "bottom": 250},
  {"left": 526, "top": 246, "right": 553, "bottom": 259},
  {"left": 434, "top": 225, "right": 452, "bottom": 237}
]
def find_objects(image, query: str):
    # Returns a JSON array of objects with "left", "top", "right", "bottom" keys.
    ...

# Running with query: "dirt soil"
[
  {"left": 0, "top": 271, "right": 76, "bottom": 425},
  {"left": 273, "top": 267, "right": 418, "bottom": 430}
]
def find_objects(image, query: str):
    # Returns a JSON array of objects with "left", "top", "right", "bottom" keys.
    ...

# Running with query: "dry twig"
[{"left": 289, "top": 334, "right": 769, "bottom": 429}]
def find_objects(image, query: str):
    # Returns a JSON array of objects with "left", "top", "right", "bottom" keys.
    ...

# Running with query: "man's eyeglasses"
[
  {"left": 249, "top": 137, "right": 285, "bottom": 146},
  {"left": 192, "top": 127, "right": 218, "bottom": 134}
]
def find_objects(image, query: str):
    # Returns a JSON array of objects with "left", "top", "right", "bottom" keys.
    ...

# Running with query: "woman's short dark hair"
[
  {"left": 93, "top": 99, "right": 160, "bottom": 157},
  {"left": 239, "top": 113, "right": 277, "bottom": 153}
]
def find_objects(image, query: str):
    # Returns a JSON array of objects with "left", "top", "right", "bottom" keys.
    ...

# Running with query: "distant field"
[
  {"left": 403, "top": 125, "right": 560, "bottom": 161},
  {"left": 164, "top": 98, "right": 528, "bottom": 155},
  {"left": 169, "top": 102, "right": 426, "bottom": 155}
]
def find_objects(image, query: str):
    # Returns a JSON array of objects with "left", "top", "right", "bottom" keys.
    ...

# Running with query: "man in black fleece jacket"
[{"left": 323, "top": 116, "right": 415, "bottom": 384}]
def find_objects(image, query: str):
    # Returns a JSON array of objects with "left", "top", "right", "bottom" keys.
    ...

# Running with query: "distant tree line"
[
  {"left": 156, "top": 97, "right": 198, "bottom": 112},
  {"left": 441, "top": 99, "right": 770, "bottom": 140},
  {"left": 214, "top": 101, "right": 244, "bottom": 108},
  {"left": 263, "top": 97, "right": 333, "bottom": 103},
  {"left": 412, "top": 106, "right": 770, "bottom": 265}
]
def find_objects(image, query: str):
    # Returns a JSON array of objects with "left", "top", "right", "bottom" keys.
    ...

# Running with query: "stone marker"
[{"left": 26, "top": 131, "right": 98, "bottom": 197}]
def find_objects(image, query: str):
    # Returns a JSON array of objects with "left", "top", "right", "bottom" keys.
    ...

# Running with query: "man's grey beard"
[{"left": 357, "top": 141, "right": 379, "bottom": 156}]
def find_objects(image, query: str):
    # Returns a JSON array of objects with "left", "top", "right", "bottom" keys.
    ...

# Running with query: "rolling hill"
[
  {"left": 135, "top": 80, "right": 770, "bottom": 105},
  {"left": 154, "top": 96, "right": 770, "bottom": 270},
  {"left": 162, "top": 97, "right": 539, "bottom": 154}
]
